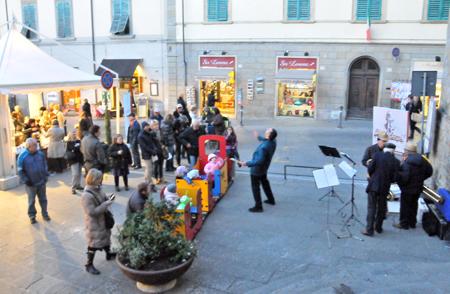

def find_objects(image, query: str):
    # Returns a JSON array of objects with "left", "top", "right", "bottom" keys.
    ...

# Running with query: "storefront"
[
  {"left": 197, "top": 56, "right": 236, "bottom": 118},
  {"left": 275, "top": 57, "right": 318, "bottom": 118}
]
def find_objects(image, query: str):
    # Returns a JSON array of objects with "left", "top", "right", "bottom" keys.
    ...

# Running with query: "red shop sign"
[
  {"left": 277, "top": 57, "right": 317, "bottom": 71},
  {"left": 199, "top": 56, "right": 236, "bottom": 69}
]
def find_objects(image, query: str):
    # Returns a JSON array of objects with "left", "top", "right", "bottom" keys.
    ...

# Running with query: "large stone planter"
[{"left": 116, "top": 256, "right": 194, "bottom": 293}]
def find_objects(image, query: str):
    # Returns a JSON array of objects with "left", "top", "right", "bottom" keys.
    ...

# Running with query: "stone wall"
[{"left": 169, "top": 42, "right": 444, "bottom": 119}]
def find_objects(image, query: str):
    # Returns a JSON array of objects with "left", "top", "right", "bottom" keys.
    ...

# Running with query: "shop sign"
[
  {"left": 277, "top": 57, "right": 317, "bottom": 71},
  {"left": 199, "top": 56, "right": 236, "bottom": 69}
]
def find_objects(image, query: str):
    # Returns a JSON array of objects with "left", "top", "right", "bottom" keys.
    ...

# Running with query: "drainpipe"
[
  {"left": 90, "top": 0, "right": 96, "bottom": 74},
  {"left": 4, "top": 0, "right": 9, "bottom": 30},
  {"left": 182, "top": 0, "right": 187, "bottom": 87}
]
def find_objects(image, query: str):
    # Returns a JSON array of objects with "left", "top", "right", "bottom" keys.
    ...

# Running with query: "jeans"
[
  {"left": 131, "top": 143, "right": 141, "bottom": 167},
  {"left": 70, "top": 163, "right": 82, "bottom": 190},
  {"left": 165, "top": 145, "right": 175, "bottom": 170},
  {"left": 114, "top": 175, "right": 128, "bottom": 187},
  {"left": 153, "top": 156, "right": 164, "bottom": 180},
  {"left": 189, "top": 155, "right": 197, "bottom": 170},
  {"left": 250, "top": 174, "right": 275, "bottom": 208},
  {"left": 143, "top": 159, "right": 154, "bottom": 183},
  {"left": 366, "top": 191, "right": 386, "bottom": 234},
  {"left": 25, "top": 184, "right": 48, "bottom": 219}
]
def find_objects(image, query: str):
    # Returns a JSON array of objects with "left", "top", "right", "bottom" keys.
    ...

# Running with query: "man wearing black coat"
[
  {"left": 395, "top": 142, "right": 433, "bottom": 230},
  {"left": 138, "top": 122, "right": 157, "bottom": 188},
  {"left": 362, "top": 143, "right": 400, "bottom": 236},
  {"left": 361, "top": 131, "right": 389, "bottom": 167},
  {"left": 405, "top": 95, "right": 423, "bottom": 139},
  {"left": 127, "top": 113, "right": 141, "bottom": 169},
  {"left": 82, "top": 99, "right": 92, "bottom": 118},
  {"left": 179, "top": 120, "right": 205, "bottom": 169}
]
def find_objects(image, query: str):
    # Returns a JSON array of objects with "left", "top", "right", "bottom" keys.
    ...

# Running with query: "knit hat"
[
  {"left": 208, "top": 153, "right": 217, "bottom": 161},
  {"left": 167, "top": 183, "right": 176, "bottom": 193},
  {"left": 175, "top": 166, "right": 188, "bottom": 178},
  {"left": 187, "top": 169, "right": 200, "bottom": 179}
]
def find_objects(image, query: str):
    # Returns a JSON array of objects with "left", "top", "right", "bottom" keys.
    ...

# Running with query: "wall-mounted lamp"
[
  {"left": 203, "top": 50, "right": 211, "bottom": 55},
  {"left": 304, "top": 52, "right": 309, "bottom": 56},
  {"left": 284, "top": 50, "right": 289, "bottom": 56},
  {"left": 435, "top": 56, "right": 441, "bottom": 62},
  {"left": 221, "top": 51, "right": 227, "bottom": 55}
]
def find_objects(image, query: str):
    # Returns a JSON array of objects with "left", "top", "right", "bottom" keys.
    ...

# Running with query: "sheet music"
[
  {"left": 339, "top": 161, "right": 357, "bottom": 178},
  {"left": 313, "top": 169, "right": 328, "bottom": 189},
  {"left": 324, "top": 164, "right": 340, "bottom": 186}
]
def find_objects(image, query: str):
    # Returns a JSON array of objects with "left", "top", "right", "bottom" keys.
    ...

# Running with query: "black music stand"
[{"left": 318, "top": 145, "right": 343, "bottom": 203}]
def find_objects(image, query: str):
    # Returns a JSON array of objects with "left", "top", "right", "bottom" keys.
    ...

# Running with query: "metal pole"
[
  {"left": 182, "top": 0, "right": 187, "bottom": 87},
  {"left": 4, "top": 0, "right": 9, "bottom": 30},
  {"left": 337, "top": 106, "right": 343, "bottom": 128},
  {"left": 90, "top": 0, "right": 96, "bottom": 74},
  {"left": 420, "top": 72, "right": 426, "bottom": 154}
]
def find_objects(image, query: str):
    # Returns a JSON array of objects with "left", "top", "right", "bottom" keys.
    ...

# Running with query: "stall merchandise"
[
  {"left": 277, "top": 81, "right": 315, "bottom": 117},
  {"left": 200, "top": 80, "right": 235, "bottom": 117}
]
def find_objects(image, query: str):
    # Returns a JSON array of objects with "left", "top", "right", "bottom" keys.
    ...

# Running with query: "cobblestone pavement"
[{"left": 1, "top": 118, "right": 449, "bottom": 293}]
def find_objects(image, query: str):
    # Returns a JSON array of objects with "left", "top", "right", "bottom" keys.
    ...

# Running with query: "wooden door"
[{"left": 348, "top": 58, "right": 380, "bottom": 118}]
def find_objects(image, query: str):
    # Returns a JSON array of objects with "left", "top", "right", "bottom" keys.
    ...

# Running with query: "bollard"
[{"left": 337, "top": 106, "right": 343, "bottom": 128}]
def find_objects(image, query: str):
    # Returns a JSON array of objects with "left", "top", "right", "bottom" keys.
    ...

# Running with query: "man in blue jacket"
[
  {"left": 18, "top": 138, "right": 50, "bottom": 224},
  {"left": 239, "top": 128, "right": 277, "bottom": 213},
  {"left": 127, "top": 113, "right": 141, "bottom": 169}
]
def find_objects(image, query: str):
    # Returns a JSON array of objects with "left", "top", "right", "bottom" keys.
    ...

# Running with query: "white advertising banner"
[
  {"left": 372, "top": 107, "right": 409, "bottom": 152},
  {"left": 424, "top": 98, "right": 437, "bottom": 154}
]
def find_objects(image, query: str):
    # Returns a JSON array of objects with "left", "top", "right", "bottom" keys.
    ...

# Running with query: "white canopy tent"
[{"left": 0, "top": 27, "right": 102, "bottom": 190}]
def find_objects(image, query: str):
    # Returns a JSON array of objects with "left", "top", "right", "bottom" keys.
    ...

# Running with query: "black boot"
[
  {"left": 104, "top": 246, "right": 117, "bottom": 261},
  {"left": 85, "top": 250, "right": 100, "bottom": 275}
]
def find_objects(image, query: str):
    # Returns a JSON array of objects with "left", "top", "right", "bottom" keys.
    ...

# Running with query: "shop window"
[
  {"left": 277, "top": 81, "right": 315, "bottom": 117},
  {"left": 21, "top": 0, "right": 38, "bottom": 39},
  {"left": 55, "top": 0, "right": 74, "bottom": 38},
  {"left": 355, "top": 0, "right": 382, "bottom": 21},
  {"left": 427, "top": 0, "right": 450, "bottom": 21},
  {"left": 287, "top": 0, "right": 310, "bottom": 21},
  {"left": 111, "top": 0, "right": 131, "bottom": 35},
  {"left": 207, "top": 0, "right": 229, "bottom": 22}
]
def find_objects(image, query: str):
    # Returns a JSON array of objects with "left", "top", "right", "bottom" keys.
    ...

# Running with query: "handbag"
[
  {"left": 64, "top": 150, "right": 76, "bottom": 161},
  {"left": 411, "top": 112, "right": 422, "bottom": 123},
  {"left": 85, "top": 190, "right": 115, "bottom": 230},
  {"left": 162, "top": 145, "right": 169, "bottom": 160}
]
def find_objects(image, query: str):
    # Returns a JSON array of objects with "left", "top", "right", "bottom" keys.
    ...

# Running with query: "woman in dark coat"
[
  {"left": 67, "top": 129, "right": 84, "bottom": 194},
  {"left": 150, "top": 120, "right": 165, "bottom": 184},
  {"left": 81, "top": 168, "right": 115, "bottom": 275},
  {"left": 160, "top": 114, "right": 176, "bottom": 172},
  {"left": 212, "top": 107, "right": 226, "bottom": 135},
  {"left": 108, "top": 134, "right": 132, "bottom": 191}
]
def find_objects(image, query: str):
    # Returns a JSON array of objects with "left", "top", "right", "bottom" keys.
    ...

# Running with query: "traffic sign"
[{"left": 101, "top": 71, "right": 114, "bottom": 90}]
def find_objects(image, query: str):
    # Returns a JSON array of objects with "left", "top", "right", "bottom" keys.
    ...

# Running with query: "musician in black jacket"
[
  {"left": 394, "top": 142, "right": 433, "bottom": 230},
  {"left": 362, "top": 143, "right": 400, "bottom": 236},
  {"left": 361, "top": 131, "right": 389, "bottom": 167}
]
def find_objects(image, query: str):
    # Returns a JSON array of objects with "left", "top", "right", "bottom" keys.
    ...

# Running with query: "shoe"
[
  {"left": 393, "top": 223, "right": 409, "bottom": 230},
  {"left": 106, "top": 252, "right": 117, "bottom": 261},
  {"left": 155, "top": 178, "right": 161, "bottom": 185},
  {"left": 151, "top": 185, "right": 157, "bottom": 193},
  {"left": 76, "top": 186, "right": 84, "bottom": 191},
  {"left": 409, "top": 224, "right": 416, "bottom": 229},
  {"left": 125, "top": 186, "right": 129, "bottom": 191},
  {"left": 72, "top": 189, "right": 77, "bottom": 195},
  {"left": 248, "top": 207, "right": 263, "bottom": 213},
  {"left": 115, "top": 186, "right": 120, "bottom": 192},
  {"left": 85, "top": 264, "right": 100, "bottom": 275},
  {"left": 361, "top": 230, "right": 374, "bottom": 237},
  {"left": 375, "top": 227, "right": 383, "bottom": 234},
  {"left": 264, "top": 200, "right": 276, "bottom": 205},
  {"left": 133, "top": 166, "right": 142, "bottom": 170},
  {"left": 43, "top": 215, "right": 51, "bottom": 222},
  {"left": 30, "top": 217, "right": 37, "bottom": 224}
]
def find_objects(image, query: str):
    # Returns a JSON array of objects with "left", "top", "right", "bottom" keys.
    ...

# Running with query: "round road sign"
[{"left": 101, "top": 71, "right": 114, "bottom": 90}]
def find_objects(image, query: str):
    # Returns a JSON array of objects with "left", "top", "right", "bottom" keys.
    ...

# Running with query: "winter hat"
[
  {"left": 405, "top": 142, "right": 417, "bottom": 153},
  {"left": 175, "top": 166, "right": 188, "bottom": 178},
  {"left": 187, "top": 169, "right": 200, "bottom": 179},
  {"left": 167, "top": 183, "right": 177, "bottom": 193},
  {"left": 384, "top": 143, "right": 396, "bottom": 153},
  {"left": 208, "top": 153, "right": 217, "bottom": 161},
  {"left": 154, "top": 107, "right": 161, "bottom": 113}
]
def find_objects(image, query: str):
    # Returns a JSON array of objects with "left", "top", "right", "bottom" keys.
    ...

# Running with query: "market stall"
[
  {"left": 0, "top": 27, "right": 101, "bottom": 190},
  {"left": 275, "top": 57, "right": 318, "bottom": 118},
  {"left": 197, "top": 56, "right": 236, "bottom": 117}
]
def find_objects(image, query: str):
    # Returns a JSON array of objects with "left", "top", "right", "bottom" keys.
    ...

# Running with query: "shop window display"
[
  {"left": 200, "top": 80, "right": 235, "bottom": 117},
  {"left": 277, "top": 81, "right": 315, "bottom": 117}
]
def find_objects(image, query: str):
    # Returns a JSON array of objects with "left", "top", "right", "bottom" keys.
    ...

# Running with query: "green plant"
[{"left": 117, "top": 198, "right": 196, "bottom": 270}]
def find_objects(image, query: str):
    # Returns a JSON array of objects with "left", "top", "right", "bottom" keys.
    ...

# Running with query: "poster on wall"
[
  {"left": 390, "top": 81, "right": 411, "bottom": 110},
  {"left": 372, "top": 107, "right": 409, "bottom": 152}
]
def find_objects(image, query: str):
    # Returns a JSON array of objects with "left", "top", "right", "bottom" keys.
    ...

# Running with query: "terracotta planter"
[{"left": 116, "top": 256, "right": 194, "bottom": 293}]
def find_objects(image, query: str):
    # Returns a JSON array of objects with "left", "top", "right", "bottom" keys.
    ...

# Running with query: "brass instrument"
[{"left": 422, "top": 185, "right": 444, "bottom": 204}]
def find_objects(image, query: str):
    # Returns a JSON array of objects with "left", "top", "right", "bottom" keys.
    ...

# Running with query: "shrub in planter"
[{"left": 116, "top": 199, "right": 196, "bottom": 292}]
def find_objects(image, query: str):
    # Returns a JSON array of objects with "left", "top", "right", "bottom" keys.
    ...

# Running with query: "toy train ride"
[{"left": 160, "top": 135, "right": 235, "bottom": 240}]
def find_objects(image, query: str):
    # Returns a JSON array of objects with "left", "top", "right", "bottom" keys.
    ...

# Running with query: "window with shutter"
[
  {"left": 21, "top": 1, "right": 38, "bottom": 39},
  {"left": 55, "top": 0, "right": 73, "bottom": 38},
  {"left": 207, "top": 0, "right": 228, "bottom": 22},
  {"left": 110, "top": 0, "right": 131, "bottom": 34},
  {"left": 356, "top": 0, "right": 382, "bottom": 21},
  {"left": 287, "top": 0, "right": 310, "bottom": 21},
  {"left": 428, "top": 0, "right": 450, "bottom": 21}
]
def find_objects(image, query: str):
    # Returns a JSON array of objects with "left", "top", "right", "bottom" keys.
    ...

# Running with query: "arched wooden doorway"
[{"left": 348, "top": 57, "right": 380, "bottom": 118}]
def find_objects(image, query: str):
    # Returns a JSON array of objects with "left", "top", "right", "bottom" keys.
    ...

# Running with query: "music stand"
[{"left": 318, "top": 145, "right": 343, "bottom": 203}]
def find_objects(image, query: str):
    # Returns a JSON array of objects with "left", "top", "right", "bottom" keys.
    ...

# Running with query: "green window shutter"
[
  {"left": 208, "top": 0, "right": 218, "bottom": 21},
  {"left": 21, "top": 3, "right": 37, "bottom": 39},
  {"left": 56, "top": 0, "right": 73, "bottom": 38},
  {"left": 287, "top": 0, "right": 310, "bottom": 20},
  {"left": 110, "top": 0, "right": 130, "bottom": 34},
  {"left": 356, "top": 0, "right": 381, "bottom": 21},
  {"left": 428, "top": 0, "right": 450, "bottom": 20},
  {"left": 217, "top": 0, "right": 228, "bottom": 21},
  {"left": 63, "top": 1, "right": 73, "bottom": 37},
  {"left": 56, "top": 1, "right": 65, "bottom": 38}
]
